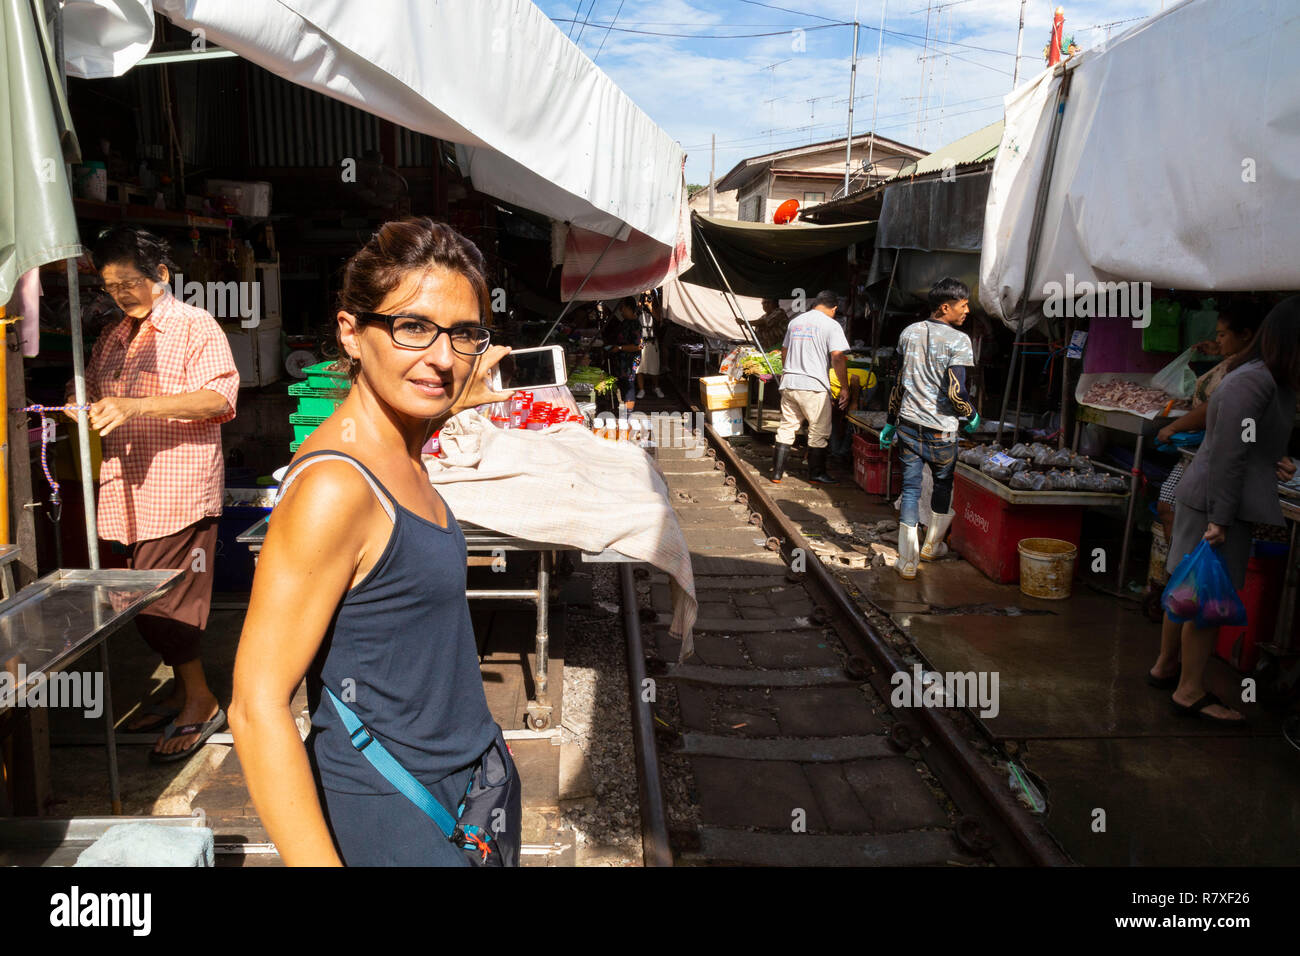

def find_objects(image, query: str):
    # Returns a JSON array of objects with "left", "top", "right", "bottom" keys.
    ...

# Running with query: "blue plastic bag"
[{"left": 1161, "top": 539, "right": 1248, "bottom": 628}]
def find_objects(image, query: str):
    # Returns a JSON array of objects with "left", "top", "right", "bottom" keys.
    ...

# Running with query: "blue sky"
[{"left": 535, "top": 0, "right": 1168, "bottom": 186}]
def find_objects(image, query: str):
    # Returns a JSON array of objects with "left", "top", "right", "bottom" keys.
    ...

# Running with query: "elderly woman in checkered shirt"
[{"left": 69, "top": 225, "right": 239, "bottom": 762}]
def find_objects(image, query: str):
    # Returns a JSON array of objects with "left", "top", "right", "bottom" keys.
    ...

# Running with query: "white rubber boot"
[
  {"left": 921, "top": 509, "right": 956, "bottom": 561},
  {"left": 896, "top": 523, "right": 919, "bottom": 579}
]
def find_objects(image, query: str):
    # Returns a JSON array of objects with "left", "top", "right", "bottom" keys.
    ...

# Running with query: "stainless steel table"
[
  {"left": 0, "top": 569, "right": 184, "bottom": 812},
  {"left": 238, "top": 516, "right": 637, "bottom": 731}
]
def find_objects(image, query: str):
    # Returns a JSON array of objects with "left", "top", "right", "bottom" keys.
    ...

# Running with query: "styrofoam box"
[
  {"left": 206, "top": 178, "right": 272, "bottom": 218},
  {"left": 707, "top": 408, "right": 744, "bottom": 437}
]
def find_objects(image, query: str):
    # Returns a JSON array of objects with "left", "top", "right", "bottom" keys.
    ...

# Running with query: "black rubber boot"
[
  {"left": 772, "top": 443, "right": 791, "bottom": 483},
  {"left": 808, "top": 447, "right": 838, "bottom": 484}
]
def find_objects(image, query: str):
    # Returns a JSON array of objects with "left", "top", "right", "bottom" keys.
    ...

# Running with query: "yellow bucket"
[{"left": 1017, "top": 538, "right": 1077, "bottom": 600}]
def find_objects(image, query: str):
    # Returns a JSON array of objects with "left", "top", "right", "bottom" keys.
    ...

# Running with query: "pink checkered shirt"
[{"left": 82, "top": 290, "right": 240, "bottom": 544}]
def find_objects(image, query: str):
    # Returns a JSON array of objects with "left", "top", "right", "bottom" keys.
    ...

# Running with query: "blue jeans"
[{"left": 897, "top": 420, "right": 958, "bottom": 527}]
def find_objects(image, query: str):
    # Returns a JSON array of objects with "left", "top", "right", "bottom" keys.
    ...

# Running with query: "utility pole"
[
  {"left": 866, "top": 0, "right": 887, "bottom": 180},
  {"left": 709, "top": 134, "right": 715, "bottom": 216},
  {"left": 1012, "top": 0, "right": 1027, "bottom": 88},
  {"left": 843, "top": 19, "right": 860, "bottom": 197}
]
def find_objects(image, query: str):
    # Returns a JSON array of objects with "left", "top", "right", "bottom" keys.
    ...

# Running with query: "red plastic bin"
[
  {"left": 949, "top": 471, "right": 1085, "bottom": 584},
  {"left": 1214, "top": 551, "right": 1286, "bottom": 673},
  {"left": 852, "top": 432, "right": 902, "bottom": 496}
]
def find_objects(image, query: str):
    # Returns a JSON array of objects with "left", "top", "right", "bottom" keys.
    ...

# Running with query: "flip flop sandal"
[
  {"left": 149, "top": 709, "right": 227, "bottom": 764},
  {"left": 1170, "top": 692, "right": 1247, "bottom": 725},
  {"left": 124, "top": 703, "right": 181, "bottom": 734}
]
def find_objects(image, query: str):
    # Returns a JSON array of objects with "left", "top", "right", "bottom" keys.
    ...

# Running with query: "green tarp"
[
  {"left": 680, "top": 212, "right": 875, "bottom": 299},
  {"left": 1, "top": 0, "right": 81, "bottom": 302}
]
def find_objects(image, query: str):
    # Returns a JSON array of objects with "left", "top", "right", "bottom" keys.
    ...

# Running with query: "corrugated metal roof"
[{"left": 891, "top": 119, "right": 1003, "bottom": 180}]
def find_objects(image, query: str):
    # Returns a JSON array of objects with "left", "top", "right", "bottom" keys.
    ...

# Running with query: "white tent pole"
[{"left": 539, "top": 231, "right": 619, "bottom": 345}]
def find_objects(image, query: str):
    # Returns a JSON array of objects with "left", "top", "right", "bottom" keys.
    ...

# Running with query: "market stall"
[{"left": 845, "top": 410, "right": 1128, "bottom": 585}]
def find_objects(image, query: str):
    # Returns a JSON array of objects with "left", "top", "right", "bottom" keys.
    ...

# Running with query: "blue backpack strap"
[{"left": 324, "top": 687, "right": 459, "bottom": 838}]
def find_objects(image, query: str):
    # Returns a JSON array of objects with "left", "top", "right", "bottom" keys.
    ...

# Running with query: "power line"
[
  {"left": 550, "top": 18, "right": 850, "bottom": 39},
  {"left": 566, "top": 0, "right": 582, "bottom": 38},
  {"left": 736, "top": 0, "right": 842, "bottom": 23},
  {"left": 592, "top": 0, "right": 625, "bottom": 62},
  {"left": 573, "top": 0, "right": 598, "bottom": 45}
]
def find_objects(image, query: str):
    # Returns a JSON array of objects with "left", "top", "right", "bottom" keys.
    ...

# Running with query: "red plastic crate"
[
  {"left": 852, "top": 433, "right": 902, "bottom": 496},
  {"left": 949, "top": 471, "right": 1085, "bottom": 584},
  {"left": 1215, "top": 553, "right": 1286, "bottom": 673}
]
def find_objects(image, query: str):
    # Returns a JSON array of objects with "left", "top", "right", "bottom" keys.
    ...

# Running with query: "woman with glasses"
[
  {"left": 230, "top": 218, "right": 520, "bottom": 865},
  {"left": 72, "top": 225, "right": 239, "bottom": 763}
]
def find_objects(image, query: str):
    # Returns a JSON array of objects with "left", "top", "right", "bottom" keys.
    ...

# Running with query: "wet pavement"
[{"left": 728, "top": 431, "right": 1300, "bottom": 866}]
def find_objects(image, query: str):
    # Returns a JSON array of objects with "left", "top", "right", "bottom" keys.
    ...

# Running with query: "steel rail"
[{"left": 691, "top": 410, "right": 1071, "bottom": 866}]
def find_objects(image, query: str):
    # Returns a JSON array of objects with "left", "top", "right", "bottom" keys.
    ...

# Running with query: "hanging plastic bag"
[
  {"left": 1150, "top": 346, "right": 1200, "bottom": 401},
  {"left": 1161, "top": 539, "right": 1248, "bottom": 628}
]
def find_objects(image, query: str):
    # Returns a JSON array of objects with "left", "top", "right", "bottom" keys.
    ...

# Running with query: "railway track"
[{"left": 627, "top": 400, "right": 1069, "bottom": 866}]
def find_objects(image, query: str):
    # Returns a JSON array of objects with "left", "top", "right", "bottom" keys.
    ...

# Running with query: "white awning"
[
  {"left": 979, "top": 0, "right": 1300, "bottom": 328},
  {"left": 63, "top": 0, "right": 689, "bottom": 287}
]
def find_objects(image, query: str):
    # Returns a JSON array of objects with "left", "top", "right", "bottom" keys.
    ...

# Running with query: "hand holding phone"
[{"left": 488, "top": 345, "right": 568, "bottom": 392}]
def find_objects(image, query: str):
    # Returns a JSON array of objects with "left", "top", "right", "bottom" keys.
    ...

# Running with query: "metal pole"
[
  {"left": 877, "top": 251, "right": 899, "bottom": 499},
  {"left": 1012, "top": 0, "right": 1027, "bottom": 88},
  {"left": 694, "top": 219, "right": 771, "bottom": 372},
  {"left": 709, "top": 134, "right": 715, "bottom": 217},
  {"left": 620, "top": 563, "right": 672, "bottom": 867},
  {"left": 49, "top": 0, "right": 120, "bottom": 814},
  {"left": 866, "top": 0, "right": 887, "bottom": 175},
  {"left": 539, "top": 231, "right": 618, "bottom": 345},
  {"left": 843, "top": 20, "right": 860, "bottom": 197},
  {"left": 1117, "top": 434, "right": 1142, "bottom": 593},
  {"left": 1059, "top": 316, "right": 1071, "bottom": 449},
  {"left": 996, "top": 68, "right": 1072, "bottom": 445}
]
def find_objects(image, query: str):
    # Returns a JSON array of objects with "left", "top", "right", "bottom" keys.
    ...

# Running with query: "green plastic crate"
[
  {"left": 289, "top": 412, "right": 328, "bottom": 444},
  {"left": 301, "top": 360, "right": 351, "bottom": 390},
  {"left": 288, "top": 382, "right": 348, "bottom": 417},
  {"left": 289, "top": 439, "right": 303, "bottom": 453}
]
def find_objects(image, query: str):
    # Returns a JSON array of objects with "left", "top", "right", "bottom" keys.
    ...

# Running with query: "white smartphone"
[{"left": 489, "top": 345, "right": 568, "bottom": 392}]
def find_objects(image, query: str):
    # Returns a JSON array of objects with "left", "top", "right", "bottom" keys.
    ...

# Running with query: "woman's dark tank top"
[{"left": 275, "top": 450, "right": 496, "bottom": 793}]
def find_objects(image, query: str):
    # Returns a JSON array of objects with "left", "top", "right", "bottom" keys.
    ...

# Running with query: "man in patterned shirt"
[
  {"left": 68, "top": 226, "right": 239, "bottom": 761},
  {"left": 879, "top": 278, "right": 980, "bottom": 579}
]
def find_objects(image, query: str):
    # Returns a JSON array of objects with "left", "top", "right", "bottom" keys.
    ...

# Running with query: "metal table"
[
  {"left": 238, "top": 516, "right": 637, "bottom": 732},
  {"left": 0, "top": 569, "right": 184, "bottom": 812}
]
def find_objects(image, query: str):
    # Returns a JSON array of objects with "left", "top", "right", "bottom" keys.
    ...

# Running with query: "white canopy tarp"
[
  {"left": 62, "top": 0, "right": 688, "bottom": 282},
  {"left": 661, "top": 279, "right": 763, "bottom": 343},
  {"left": 980, "top": 0, "right": 1300, "bottom": 329}
]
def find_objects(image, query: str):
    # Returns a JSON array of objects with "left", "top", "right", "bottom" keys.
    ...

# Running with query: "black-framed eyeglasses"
[{"left": 354, "top": 311, "right": 492, "bottom": 355}]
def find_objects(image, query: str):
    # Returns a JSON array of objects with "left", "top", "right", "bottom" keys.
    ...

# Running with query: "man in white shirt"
[
  {"left": 879, "top": 278, "right": 981, "bottom": 578},
  {"left": 773, "top": 290, "right": 849, "bottom": 484}
]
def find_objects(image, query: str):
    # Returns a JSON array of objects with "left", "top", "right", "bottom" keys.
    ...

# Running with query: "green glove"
[
  {"left": 879, "top": 423, "right": 896, "bottom": 448},
  {"left": 962, "top": 411, "right": 982, "bottom": 435}
]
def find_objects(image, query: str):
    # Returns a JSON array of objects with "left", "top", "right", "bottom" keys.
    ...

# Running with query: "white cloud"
[{"left": 536, "top": 0, "right": 1166, "bottom": 185}]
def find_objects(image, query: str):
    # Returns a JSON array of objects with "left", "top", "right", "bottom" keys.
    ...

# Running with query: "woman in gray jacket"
[{"left": 1148, "top": 296, "right": 1300, "bottom": 723}]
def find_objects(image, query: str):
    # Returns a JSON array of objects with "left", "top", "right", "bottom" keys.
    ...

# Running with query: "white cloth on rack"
[{"left": 426, "top": 410, "right": 697, "bottom": 660}]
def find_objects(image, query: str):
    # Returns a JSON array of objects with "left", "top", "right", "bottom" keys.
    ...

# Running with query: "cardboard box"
[{"left": 699, "top": 375, "right": 749, "bottom": 410}]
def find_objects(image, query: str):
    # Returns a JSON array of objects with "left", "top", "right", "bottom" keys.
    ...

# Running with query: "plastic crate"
[
  {"left": 301, "top": 360, "right": 351, "bottom": 390},
  {"left": 289, "top": 439, "right": 303, "bottom": 453},
  {"left": 852, "top": 433, "right": 902, "bottom": 496},
  {"left": 289, "top": 412, "right": 328, "bottom": 444},
  {"left": 288, "top": 381, "right": 348, "bottom": 417}
]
